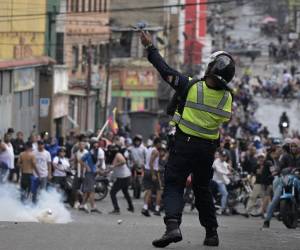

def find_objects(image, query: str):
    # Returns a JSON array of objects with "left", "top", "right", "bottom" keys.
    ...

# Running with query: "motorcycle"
[
  {"left": 65, "top": 169, "right": 109, "bottom": 202},
  {"left": 94, "top": 174, "right": 109, "bottom": 201},
  {"left": 211, "top": 168, "right": 253, "bottom": 214},
  {"left": 279, "top": 168, "right": 300, "bottom": 229},
  {"left": 279, "top": 121, "right": 289, "bottom": 136}
]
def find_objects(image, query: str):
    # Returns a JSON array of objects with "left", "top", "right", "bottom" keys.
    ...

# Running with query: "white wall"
[
  {"left": 0, "top": 71, "right": 13, "bottom": 137},
  {"left": 53, "top": 65, "right": 69, "bottom": 94}
]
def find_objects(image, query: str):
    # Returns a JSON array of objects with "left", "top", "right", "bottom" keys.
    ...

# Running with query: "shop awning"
[{"left": 0, "top": 56, "right": 56, "bottom": 70}]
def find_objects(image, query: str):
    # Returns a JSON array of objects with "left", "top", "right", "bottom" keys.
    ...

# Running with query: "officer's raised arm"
[{"left": 140, "top": 31, "right": 189, "bottom": 95}]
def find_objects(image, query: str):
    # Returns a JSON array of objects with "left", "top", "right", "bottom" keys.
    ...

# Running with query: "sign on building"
[
  {"left": 40, "top": 98, "right": 50, "bottom": 117},
  {"left": 14, "top": 68, "right": 35, "bottom": 92}
]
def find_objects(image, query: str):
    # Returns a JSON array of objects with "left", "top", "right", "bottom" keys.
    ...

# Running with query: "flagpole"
[{"left": 96, "top": 119, "right": 109, "bottom": 140}]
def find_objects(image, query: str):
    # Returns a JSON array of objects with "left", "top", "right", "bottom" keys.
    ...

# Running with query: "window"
[
  {"left": 99, "top": 0, "right": 102, "bottom": 12},
  {"left": 76, "top": 0, "right": 80, "bottom": 12},
  {"left": 82, "top": 0, "right": 86, "bottom": 12},
  {"left": 19, "top": 92, "right": 23, "bottom": 109},
  {"left": 93, "top": 45, "right": 98, "bottom": 65},
  {"left": 99, "top": 44, "right": 108, "bottom": 64},
  {"left": 71, "top": 0, "right": 75, "bottom": 12},
  {"left": 111, "top": 32, "right": 132, "bottom": 58},
  {"left": 82, "top": 45, "right": 87, "bottom": 73},
  {"left": 56, "top": 33, "right": 64, "bottom": 64},
  {"left": 103, "top": 0, "right": 107, "bottom": 12},
  {"left": 72, "top": 46, "right": 79, "bottom": 72},
  {"left": 94, "top": 0, "right": 97, "bottom": 11},
  {"left": 8, "top": 72, "right": 12, "bottom": 93},
  {"left": 144, "top": 98, "right": 156, "bottom": 111},
  {"left": 88, "top": 0, "right": 92, "bottom": 11},
  {"left": 0, "top": 72, "right": 3, "bottom": 96},
  {"left": 28, "top": 89, "right": 34, "bottom": 107},
  {"left": 122, "top": 97, "right": 131, "bottom": 112}
]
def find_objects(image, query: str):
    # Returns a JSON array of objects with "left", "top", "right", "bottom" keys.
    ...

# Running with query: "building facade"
[
  {"left": 183, "top": 0, "right": 208, "bottom": 75},
  {"left": 0, "top": 0, "right": 56, "bottom": 138},
  {"left": 0, "top": 0, "right": 47, "bottom": 60},
  {"left": 110, "top": 0, "right": 169, "bottom": 114},
  {"left": 59, "top": 0, "right": 111, "bottom": 132}
]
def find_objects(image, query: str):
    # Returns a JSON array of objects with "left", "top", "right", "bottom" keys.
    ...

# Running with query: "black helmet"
[{"left": 204, "top": 51, "right": 235, "bottom": 89}]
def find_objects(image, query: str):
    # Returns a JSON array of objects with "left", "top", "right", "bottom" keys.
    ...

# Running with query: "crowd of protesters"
[
  {"left": 0, "top": 127, "right": 169, "bottom": 217},
  {"left": 0, "top": 70, "right": 300, "bottom": 227},
  {"left": 212, "top": 71, "right": 300, "bottom": 226},
  {"left": 233, "top": 65, "right": 300, "bottom": 101},
  {"left": 268, "top": 37, "right": 300, "bottom": 63}
]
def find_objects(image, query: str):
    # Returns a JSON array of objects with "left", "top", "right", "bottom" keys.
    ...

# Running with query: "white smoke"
[{"left": 0, "top": 183, "right": 72, "bottom": 224}]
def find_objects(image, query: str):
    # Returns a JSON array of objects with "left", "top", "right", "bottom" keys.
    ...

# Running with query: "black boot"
[
  {"left": 152, "top": 219, "right": 182, "bottom": 248},
  {"left": 203, "top": 228, "right": 219, "bottom": 247}
]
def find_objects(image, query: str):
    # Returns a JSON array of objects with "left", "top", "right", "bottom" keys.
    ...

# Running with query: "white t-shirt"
[
  {"left": 212, "top": 158, "right": 230, "bottom": 185},
  {"left": 6, "top": 143, "right": 14, "bottom": 169},
  {"left": 113, "top": 163, "right": 131, "bottom": 179},
  {"left": 90, "top": 148, "right": 106, "bottom": 169},
  {"left": 283, "top": 72, "right": 292, "bottom": 84},
  {"left": 97, "top": 148, "right": 106, "bottom": 169},
  {"left": 53, "top": 156, "right": 70, "bottom": 177},
  {"left": 0, "top": 143, "right": 14, "bottom": 169},
  {"left": 34, "top": 150, "right": 51, "bottom": 178},
  {"left": 75, "top": 149, "right": 88, "bottom": 178},
  {"left": 145, "top": 147, "right": 159, "bottom": 171}
]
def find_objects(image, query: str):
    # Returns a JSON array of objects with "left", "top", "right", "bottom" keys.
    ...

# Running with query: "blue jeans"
[
  {"left": 265, "top": 176, "right": 300, "bottom": 222},
  {"left": 31, "top": 177, "right": 48, "bottom": 204},
  {"left": 265, "top": 183, "right": 282, "bottom": 222},
  {"left": 0, "top": 163, "right": 9, "bottom": 184},
  {"left": 266, "top": 177, "right": 300, "bottom": 221},
  {"left": 216, "top": 183, "right": 228, "bottom": 210}
]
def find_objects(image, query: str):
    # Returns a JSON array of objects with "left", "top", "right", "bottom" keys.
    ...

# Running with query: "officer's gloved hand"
[{"left": 140, "top": 31, "right": 152, "bottom": 48}]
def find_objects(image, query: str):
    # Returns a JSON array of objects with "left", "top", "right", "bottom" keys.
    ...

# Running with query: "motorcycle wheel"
[
  {"left": 280, "top": 200, "right": 298, "bottom": 229},
  {"left": 94, "top": 182, "right": 109, "bottom": 201}
]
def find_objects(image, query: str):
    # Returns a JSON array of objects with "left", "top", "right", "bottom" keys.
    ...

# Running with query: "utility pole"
[
  {"left": 85, "top": 40, "right": 92, "bottom": 131},
  {"left": 95, "top": 87, "right": 101, "bottom": 130},
  {"left": 103, "top": 40, "right": 111, "bottom": 125}
]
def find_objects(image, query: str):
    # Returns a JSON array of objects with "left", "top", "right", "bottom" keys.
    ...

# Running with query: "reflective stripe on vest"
[
  {"left": 185, "top": 82, "right": 230, "bottom": 118},
  {"left": 185, "top": 101, "right": 231, "bottom": 119},
  {"left": 172, "top": 113, "right": 219, "bottom": 135}
]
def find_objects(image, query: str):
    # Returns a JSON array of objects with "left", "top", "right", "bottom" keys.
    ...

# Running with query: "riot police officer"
[{"left": 140, "top": 31, "right": 235, "bottom": 248}]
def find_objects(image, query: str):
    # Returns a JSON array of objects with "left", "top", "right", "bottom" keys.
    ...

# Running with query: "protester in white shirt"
[
  {"left": 73, "top": 141, "right": 88, "bottom": 209},
  {"left": 0, "top": 133, "right": 15, "bottom": 183},
  {"left": 52, "top": 147, "right": 70, "bottom": 190},
  {"left": 212, "top": 150, "right": 231, "bottom": 214},
  {"left": 33, "top": 141, "right": 52, "bottom": 188}
]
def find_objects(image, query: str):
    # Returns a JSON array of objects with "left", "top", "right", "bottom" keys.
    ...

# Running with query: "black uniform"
[{"left": 147, "top": 46, "right": 218, "bottom": 229}]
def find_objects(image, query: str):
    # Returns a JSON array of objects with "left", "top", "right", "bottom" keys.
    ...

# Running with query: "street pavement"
[{"left": 1, "top": 196, "right": 300, "bottom": 250}]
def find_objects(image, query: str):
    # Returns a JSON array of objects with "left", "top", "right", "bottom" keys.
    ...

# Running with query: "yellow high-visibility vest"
[{"left": 171, "top": 79, "right": 232, "bottom": 140}]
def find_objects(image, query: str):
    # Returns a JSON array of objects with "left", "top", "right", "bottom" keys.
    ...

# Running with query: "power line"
[{"left": 0, "top": 0, "right": 242, "bottom": 18}]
